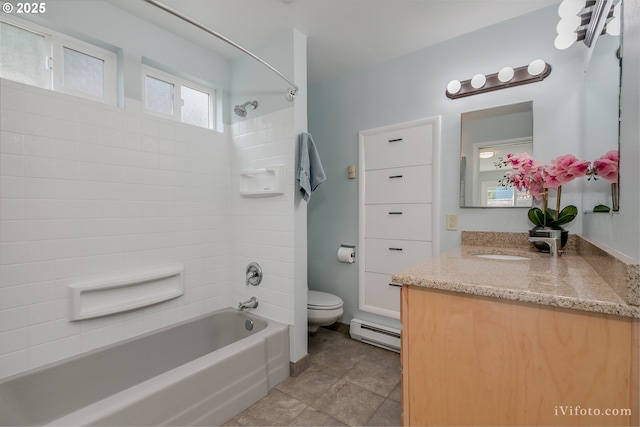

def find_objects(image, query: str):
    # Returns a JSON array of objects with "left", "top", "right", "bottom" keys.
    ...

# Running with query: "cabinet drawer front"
[
  {"left": 365, "top": 204, "right": 432, "bottom": 240},
  {"left": 365, "top": 239, "right": 433, "bottom": 274},
  {"left": 365, "top": 165, "right": 432, "bottom": 204},
  {"left": 364, "top": 272, "right": 401, "bottom": 313},
  {"left": 364, "top": 126, "right": 433, "bottom": 170}
]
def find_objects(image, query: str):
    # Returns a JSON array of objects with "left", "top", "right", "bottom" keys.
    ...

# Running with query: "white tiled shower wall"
[
  {"left": 0, "top": 78, "right": 231, "bottom": 379},
  {"left": 229, "top": 109, "right": 296, "bottom": 326}
]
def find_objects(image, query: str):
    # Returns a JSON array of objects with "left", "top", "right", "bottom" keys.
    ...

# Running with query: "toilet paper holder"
[{"left": 338, "top": 244, "right": 356, "bottom": 263}]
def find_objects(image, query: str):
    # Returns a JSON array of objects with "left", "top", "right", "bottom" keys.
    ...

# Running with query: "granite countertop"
[{"left": 392, "top": 243, "right": 640, "bottom": 319}]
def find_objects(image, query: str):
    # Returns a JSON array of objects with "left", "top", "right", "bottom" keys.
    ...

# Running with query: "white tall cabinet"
[{"left": 358, "top": 117, "right": 440, "bottom": 319}]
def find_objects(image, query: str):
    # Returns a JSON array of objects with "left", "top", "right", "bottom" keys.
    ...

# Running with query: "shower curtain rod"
[{"left": 143, "top": 0, "right": 299, "bottom": 101}]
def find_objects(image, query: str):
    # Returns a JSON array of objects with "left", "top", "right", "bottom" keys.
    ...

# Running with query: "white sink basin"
[{"left": 473, "top": 254, "right": 530, "bottom": 261}]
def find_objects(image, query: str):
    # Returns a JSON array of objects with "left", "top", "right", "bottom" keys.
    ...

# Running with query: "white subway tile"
[
  {"left": 0, "top": 85, "right": 24, "bottom": 111},
  {"left": 51, "top": 119, "right": 77, "bottom": 142},
  {"left": 0, "top": 108, "right": 25, "bottom": 133},
  {"left": 23, "top": 112, "right": 52, "bottom": 137},
  {"left": 51, "top": 97, "right": 78, "bottom": 121},
  {"left": 55, "top": 318, "right": 83, "bottom": 339},
  {"left": 56, "top": 334, "right": 82, "bottom": 360},
  {"left": 0, "top": 328, "right": 27, "bottom": 354},
  {"left": 0, "top": 131, "right": 24, "bottom": 154},
  {"left": 0, "top": 176, "right": 24, "bottom": 198},
  {"left": 0, "top": 153, "right": 25, "bottom": 177},
  {"left": 28, "top": 341, "right": 58, "bottom": 368},
  {"left": 0, "top": 242, "right": 25, "bottom": 266},
  {"left": 0, "top": 285, "right": 26, "bottom": 309},
  {"left": 25, "top": 156, "right": 55, "bottom": 178},
  {"left": 27, "top": 320, "right": 56, "bottom": 346},
  {"left": 0, "top": 221, "right": 24, "bottom": 243},
  {"left": 23, "top": 177, "right": 56, "bottom": 199},
  {"left": 0, "top": 306, "right": 27, "bottom": 332},
  {"left": 26, "top": 281, "right": 56, "bottom": 305},
  {"left": 27, "top": 301, "right": 56, "bottom": 325},
  {"left": 0, "top": 349, "right": 29, "bottom": 378},
  {"left": 25, "top": 260, "right": 56, "bottom": 283},
  {"left": 0, "top": 198, "right": 26, "bottom": 221},
  {"left": 51, "top": 139, "right": 78, "bottom": 160}
]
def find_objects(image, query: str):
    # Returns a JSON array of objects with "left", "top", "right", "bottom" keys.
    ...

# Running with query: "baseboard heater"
[{"left": 349, "top": 318, "right": 401, "bottom": 353}]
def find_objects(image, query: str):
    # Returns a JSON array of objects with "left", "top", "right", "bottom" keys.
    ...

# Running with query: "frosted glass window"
[
  {"left": 181, "top": 85, "right": 210, "bottom": 128},
  {"left": 145, "top": 75, "right": 174, "bottom": 115},
  {"left": 0, "top": 22, "right": 48, "bottom": 88},
  {"left": 63, "top": 47, "right": 104, "bottom": 97}
]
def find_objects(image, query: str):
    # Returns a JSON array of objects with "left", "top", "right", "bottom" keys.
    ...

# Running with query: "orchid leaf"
[
  {"left": 593, "top": 204, "right": 610, "bottom": 212},
  {"left": 527, "top": 208, "right": 546, "bottom": 227},
  {"left": 548, "top": 205, "right": 578, "bottom": 227}
]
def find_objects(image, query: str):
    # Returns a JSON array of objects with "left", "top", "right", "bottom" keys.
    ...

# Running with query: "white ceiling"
[{"left": 106, "top": 0, "right": 560, "bottom": 84}]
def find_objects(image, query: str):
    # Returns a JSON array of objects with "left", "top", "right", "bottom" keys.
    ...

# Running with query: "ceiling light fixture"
[{"left": 445, "top": 60, "right": 551, "bottom": 99}]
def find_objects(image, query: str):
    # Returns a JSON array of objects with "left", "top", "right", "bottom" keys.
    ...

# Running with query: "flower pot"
[{"left": 529, "top": 226, "right": 569, "bottom": 253}]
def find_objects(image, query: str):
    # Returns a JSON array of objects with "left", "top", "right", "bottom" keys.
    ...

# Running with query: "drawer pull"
[
  {"left": 389, "top": 175, "right": 404, "bottom": 179},
  {"left": 388, "top": 211, "right": 403, "bottom": 215},
  {"left": 388, "top": 247, "right": 404, "bottom": 251},
  {"left": 388, "top": 138, "right": 403, "bottom": 143},
  {"left": 388, "top": 283, "right": 403, "bottom": 288}
]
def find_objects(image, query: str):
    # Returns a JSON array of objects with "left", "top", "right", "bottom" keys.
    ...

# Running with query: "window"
[
  {"left": 0, "top": 16, "right": 117, "bottom": 104},
  {"left": 142, "top": 66, "right": 214, "bottom": 129}
]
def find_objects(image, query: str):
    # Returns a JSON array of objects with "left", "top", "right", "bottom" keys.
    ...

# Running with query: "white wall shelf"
[{"left": 68, "top": 265, "right": 184, "bottom": 321}]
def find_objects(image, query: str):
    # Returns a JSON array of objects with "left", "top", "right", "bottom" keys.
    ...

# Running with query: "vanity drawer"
[
  {"left": 363, "top": 126, "right": 433, "bottom": 170},
  {"left": 365, "top": 239, "right": 433, "bottom": 275},
  {"left": 364, "top": 272, "right": 401, "bottom": 313},
  {"left": 365, "top": 165, "right": 432, "bottom": 204},
  {"left": 365, "top": 204, "right": 432, "bottom": 241}
]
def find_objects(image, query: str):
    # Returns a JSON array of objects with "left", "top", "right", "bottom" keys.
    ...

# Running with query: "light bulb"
[
  {"left": 498, "top": 67, "right": 514, "bottom": 83},
  {"left": 558, "top": 0, "right": 584, "bottom": 18},
  {"left": 556, "top": 15, "right": 581, "bottom": 34},
  {"left": 554, "top": 32, "right": 577, "bottom": 50},
  {"left": 447, "top": 80, "right": 461, "bottom": 94},
  {"left": 527, "top": 59, "right": 546, "bottom": 76},
  {"left": 471, "top": 74, "right": 486, "bottom": 89}
]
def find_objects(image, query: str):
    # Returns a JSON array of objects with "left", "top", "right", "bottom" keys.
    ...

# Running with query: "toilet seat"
[{"left": 308, "top": 290, "right": 343, "bottom": 310}]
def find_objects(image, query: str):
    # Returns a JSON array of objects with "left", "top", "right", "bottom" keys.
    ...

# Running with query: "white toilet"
[{"left": 307, "top": 290, "right": 344, "bottom": 333}]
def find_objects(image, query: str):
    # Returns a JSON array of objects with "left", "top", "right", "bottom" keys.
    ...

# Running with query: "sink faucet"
[
  {"left": 238, "top": 296, "right": 258, "bottom": 311},
  {"left": 528, "top": 229, "right": 562, "bottom": 257}
]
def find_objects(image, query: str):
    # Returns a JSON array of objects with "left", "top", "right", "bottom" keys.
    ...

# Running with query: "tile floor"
[{"left": 223, "top": 326, "right": 402, "bottom": 426}]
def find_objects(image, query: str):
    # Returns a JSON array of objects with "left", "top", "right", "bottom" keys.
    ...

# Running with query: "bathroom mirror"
[{"left": 459, "top": 101, "right": 533, "bottom": 208}]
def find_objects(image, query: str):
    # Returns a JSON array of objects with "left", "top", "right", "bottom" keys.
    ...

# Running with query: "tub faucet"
[
  {"left": 528, "top": 229, "right": 562, "bottom": 257},
  {"left": 238, "top": 296, "right": 258, "bottom": 311}
]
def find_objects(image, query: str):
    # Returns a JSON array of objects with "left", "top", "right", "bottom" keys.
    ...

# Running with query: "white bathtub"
[{"left": 0, "top": 309, "right": 290, "bottom": 426}]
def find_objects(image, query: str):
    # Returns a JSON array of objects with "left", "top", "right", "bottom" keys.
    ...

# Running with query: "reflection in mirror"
[{"left": 460, "top": 101, "right": 533, "bottom": 208}]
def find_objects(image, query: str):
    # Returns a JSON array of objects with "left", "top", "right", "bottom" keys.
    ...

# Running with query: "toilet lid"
[{"left": 308, "top": 290, "right": 343, "bottom": 310}]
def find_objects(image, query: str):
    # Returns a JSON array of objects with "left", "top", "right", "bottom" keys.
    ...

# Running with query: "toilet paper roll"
[{"left": 337, "top": 246, "right": 355, "bottom": 264}]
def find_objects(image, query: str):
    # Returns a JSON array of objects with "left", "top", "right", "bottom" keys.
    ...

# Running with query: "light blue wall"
[{"left": 307, "top": 5, "right": 601, "bottom": 328}]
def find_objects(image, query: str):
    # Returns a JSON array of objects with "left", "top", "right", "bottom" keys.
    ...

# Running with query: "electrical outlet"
[{"left": 446, "top": 214, "right": 458, "bottom": 231}]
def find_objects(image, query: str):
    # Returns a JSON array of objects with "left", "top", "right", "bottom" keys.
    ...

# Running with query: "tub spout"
[{"left": 238, "top": 296, "right": 258, "bottom": 311}]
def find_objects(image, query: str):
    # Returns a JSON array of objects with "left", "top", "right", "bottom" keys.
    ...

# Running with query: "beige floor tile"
[
  {"left": 287, "top": 407, "right": 347, "bottom": 426},
  {"left": 343, "top": 358, "right": 401, "bottom": 397},
  {"left": 276, "top": 366, "right": 340, "bottom": 406},
  {"left": 233, "top": 389, "right": 307, "bottom": 426},
  {"left": 365, "top": 398, "right": 402, "bottom": 427},
  {"left": 311, "top": 379, "right": 386, "bottom": 426}
]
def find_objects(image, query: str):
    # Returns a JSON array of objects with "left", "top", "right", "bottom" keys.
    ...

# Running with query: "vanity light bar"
[{"left": 445, "top": 60, "right": 552, "bottom": 99}]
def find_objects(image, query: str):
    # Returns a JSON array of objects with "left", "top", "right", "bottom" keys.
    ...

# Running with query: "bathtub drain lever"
[{"left": 238, "top": 296, "right": 258, "bottom": 311}]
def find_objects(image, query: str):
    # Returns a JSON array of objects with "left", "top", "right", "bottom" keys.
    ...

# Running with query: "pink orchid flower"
[{"left": 594, "top": 149, "right": 619, "bottom": 182}]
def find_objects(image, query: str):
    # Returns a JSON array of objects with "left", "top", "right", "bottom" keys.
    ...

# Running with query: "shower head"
[{"left": 233, "top": 100, "right": 258, "bottom": 117}]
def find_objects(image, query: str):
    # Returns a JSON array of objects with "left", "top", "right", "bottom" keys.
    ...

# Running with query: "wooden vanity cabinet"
[{"left": 400, "top": 285, "right": 639, "bottom": 426}]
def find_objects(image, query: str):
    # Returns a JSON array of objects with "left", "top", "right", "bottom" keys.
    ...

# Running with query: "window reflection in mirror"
[{"left": 460, "top": 101, "right": 533, "bottom": 208}]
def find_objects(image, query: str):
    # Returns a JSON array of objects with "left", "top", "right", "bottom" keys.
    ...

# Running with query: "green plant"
[{"left": 527, "top": 205, "right": 578, "bottom": 228}]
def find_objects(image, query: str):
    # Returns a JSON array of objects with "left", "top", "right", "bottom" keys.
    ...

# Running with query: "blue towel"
[{"left": 297, "top": 132, "right": 326, "bottom": 202}]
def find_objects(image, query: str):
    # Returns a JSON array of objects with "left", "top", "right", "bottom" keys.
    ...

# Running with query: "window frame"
[
  {"left": 0, "top": 15, "right": 117, "bottom": 105},
  {"left": 142, "top": 65, "right": 215, "bottom": 130}
]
